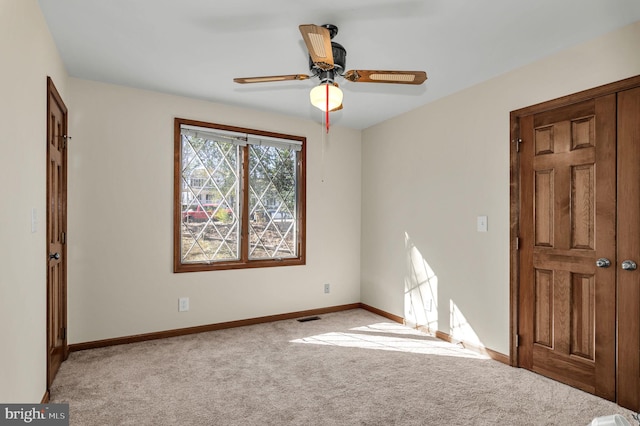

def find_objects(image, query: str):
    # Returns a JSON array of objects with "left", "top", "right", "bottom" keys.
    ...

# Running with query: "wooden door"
[
  {"left": 46, "top": 77, "right": 68, "bottom": 389},
  {"left": 617, "top": 86, "right": 640, "bottom": 411},
  {"left": 518, "top": 96, "right": 617, "bottom": 400}
]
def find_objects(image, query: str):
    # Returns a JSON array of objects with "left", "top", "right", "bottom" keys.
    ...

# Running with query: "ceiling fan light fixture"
[{"left": 310, "top": 83, "right": 343, "bottom": 112}]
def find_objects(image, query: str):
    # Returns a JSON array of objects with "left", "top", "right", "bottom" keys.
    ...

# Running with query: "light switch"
[{"left": 477, "top": 215, "right": 488, "bottom": 232}]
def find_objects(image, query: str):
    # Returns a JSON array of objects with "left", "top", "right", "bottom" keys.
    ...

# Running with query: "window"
[{"left": 174, "top": 118, "right": 306, "bottom": 272}]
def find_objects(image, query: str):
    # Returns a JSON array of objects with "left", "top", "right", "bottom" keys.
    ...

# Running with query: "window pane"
[
  {"left": 175, "top": 118, "right": 305, "bottom": 272},
  {"left": 180, "top": 132, "right": 240, "bottom": 263},
  {"left": 248, "top": 144, "right": 298, "bottom": 259}
]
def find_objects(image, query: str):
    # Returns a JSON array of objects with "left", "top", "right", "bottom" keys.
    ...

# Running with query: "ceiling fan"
[{"left": 233, "top": 24, "right": 427, "bottom": 114}]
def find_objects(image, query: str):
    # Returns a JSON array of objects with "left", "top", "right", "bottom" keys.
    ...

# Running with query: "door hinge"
[
  {"left": 61, "top": 327, "right": 67, "bottom": 340},
  {"left": 515, "top": 334, "right": 520, "bottom": 347},
  {"left": 514, "top": 138, "right": 523, "bottom": 152},
  {"left": 515, "top": 237, "right": 519, "bottom": 250},
  {"left": 61, "top": 232, "right": 66, "bottom": 244}
]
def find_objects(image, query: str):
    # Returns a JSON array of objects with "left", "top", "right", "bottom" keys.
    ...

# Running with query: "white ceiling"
[{"left": 38, "top": 0, "right": 640, "bottom": 130}]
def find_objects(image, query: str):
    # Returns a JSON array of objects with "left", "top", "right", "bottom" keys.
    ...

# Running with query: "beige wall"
[
  {"left": 66, "top": 79, "right": 362, "bottom": 343},
  {"left": 361, "top": 21, "right": 640, "bottom": 355},
  {"left": 0, "top": 0, "right": 68, "bottom": 402}
]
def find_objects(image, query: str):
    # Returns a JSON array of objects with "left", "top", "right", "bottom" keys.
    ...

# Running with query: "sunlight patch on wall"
[
  {"left": 449, "top": 300, "right": 482, "bottom": 347},
  {"left": 290, "top": 322, "right": 487, "bottom": 359},
  {"left": 403, "top": 232, "right": 438, "bottom": 332}
]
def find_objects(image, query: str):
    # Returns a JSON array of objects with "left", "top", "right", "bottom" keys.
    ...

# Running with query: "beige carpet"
[{"left": 50, "top": 309, "right": 636, "bottom": 425}]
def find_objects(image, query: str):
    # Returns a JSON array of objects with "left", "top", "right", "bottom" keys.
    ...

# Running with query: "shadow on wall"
[{"left": 403, "top": 232, "right": 483, "bottom": 348}]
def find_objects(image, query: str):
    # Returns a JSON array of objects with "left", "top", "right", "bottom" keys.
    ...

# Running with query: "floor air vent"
[{"left": 297, "top": 316, "right": 321, "bottom": 323}]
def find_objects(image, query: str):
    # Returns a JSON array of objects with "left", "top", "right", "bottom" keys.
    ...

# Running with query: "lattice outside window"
[{"left": 174, "top": 118, "right": 306, "bottom": 272}]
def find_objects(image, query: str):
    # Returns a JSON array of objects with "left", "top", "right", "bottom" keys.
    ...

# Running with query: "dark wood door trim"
[
  {"left": 509, "top": 75, "right": 640, "bottom": 367},
  {"left": 616, "top": 86, "right": 640, "bottom": 411}
]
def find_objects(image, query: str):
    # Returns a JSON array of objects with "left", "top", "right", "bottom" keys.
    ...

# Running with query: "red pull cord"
[{"left": 326, "top": 83, "right": 329, "bottom": 133}]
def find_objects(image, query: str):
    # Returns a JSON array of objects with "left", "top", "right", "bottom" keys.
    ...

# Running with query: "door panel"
[
  {"left": 47, "top": 77, "right": 68, "bottom": 389},
  {"left": 519, "top": 96, "right": 617, "bottom": 401},
  {"left": 534, "top": 269, "right": 553, "bottom": 347},
  {"left": 571, "top": 273, "right": 594, "bottom": 359},
  {"left": 617, "top": 86, "right": 640, "bottom": 411}
]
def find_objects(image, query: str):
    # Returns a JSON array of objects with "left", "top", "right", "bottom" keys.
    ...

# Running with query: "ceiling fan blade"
[
  {"left": 233, "top": 74, "right": 310, "bottom": 84},
  {"left": 299, "top": 24, "right": 334, "bottom": 70},
  {"left": 343, "top": 70, "right": 427, "bottom": 85}
]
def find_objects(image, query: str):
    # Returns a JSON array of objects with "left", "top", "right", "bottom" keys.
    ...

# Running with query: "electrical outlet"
[
  {"left": 324, "top": 283, "right": 330, "bottom": 294},
  {"left": 179, "top": 297, "right": 189, "bottom": 312}
]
